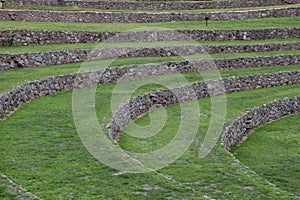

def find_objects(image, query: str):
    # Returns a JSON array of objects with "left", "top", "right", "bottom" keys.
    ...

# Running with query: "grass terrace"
[
  {"left": 0, "top": 17, "right": 299, "bottom": 32},
  {"left": 1, "top": 49, "right": 300, "bottom": 93},
  {"left": 0, "top": 1, "right": 299, "bottom": 199},
  {"left": 1, "top": 38, "right": 300, "bottom": 54},
  {"left": 0, "top": 78, "right": 299, "bottom": 199},
  {"left": 232, "top": 113, "right": 300, "bottom": 196}
]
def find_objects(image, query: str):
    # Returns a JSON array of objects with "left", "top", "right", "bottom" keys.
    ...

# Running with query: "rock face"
[
  {"left": 0, "top": 7, "right": 299, "bottom": 23},
  {"left": 1, "top": 43, "right": 299, "bottom": 70},
  {"left": 4, "top": 0, "right": 300, "bottom": 10},
  {"left": 222, "top": 95, "right": 300, "bottom": 150},
  {"left": 1, "top": 28, "right": 299, "bottom": 47}
]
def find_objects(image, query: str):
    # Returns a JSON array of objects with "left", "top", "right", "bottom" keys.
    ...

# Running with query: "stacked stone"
[
  {"left": 222, "top": 95, "right": 300, "bottom": 150},
  {"left": 1, "top": 67, "right": 299, "bottom": 123},
  {"left": 1, "top": 42, "right": 300, "bottom": 70},
  {"left": 0, "top": 7, "right": 299, "bottom": 23},
  {"left": 108, "top": 71, "right": 300, "bottom": 139},
  {"left": 4, "top": 0, "right": 300, "bottom": 10},
  {"left": 1, "top": 28, "right": 299, "bottom": 46}
]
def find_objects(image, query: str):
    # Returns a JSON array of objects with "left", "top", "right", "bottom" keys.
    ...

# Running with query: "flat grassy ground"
[
  {"left": 1, "top": 38, "right": 300, "bottom": 54},
  {"left": 232, "top": 114, "right": 300, "bottom": 196},
  {"left": 1, "top": 17, "right": 299, "bottom": 32},
  {"left": 0, "top": 180, "right": 18, "bottom": 200}
]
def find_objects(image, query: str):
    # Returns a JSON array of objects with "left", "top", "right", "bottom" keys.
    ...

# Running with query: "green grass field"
[
  {"left": 0, "top": 80, "right": 299, "bottom": 199},
  {"left": 232, "top": 114, "right": 300, "bottom": 196},
  {"left": 0, "top": 3, "right": 299, "bottom": 199},
  {"left": 1, "top": 17, "right": 299, "bottom": 32},
  {"left": 0, "top": 53, "right": 299, "bottom": 198},
  {"left": 0, "top": 181, "right": 18, "bottom": 200}
]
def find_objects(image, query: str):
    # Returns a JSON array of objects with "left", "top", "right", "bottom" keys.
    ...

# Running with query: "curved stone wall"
[
  {"left": 108, "top": 71, "right": 300, "bottom": 139},
  {"left": 1, "top": 28, "right": 299, "bottom": 46},
  {"left": 1, "top": 7, "right": 299, "bottom": 23},
  {"left": 5, "top": 0, "right": 300, "bottom": 10},
  {"left": 0, "top": 59, "right": 300, "bottom": 122},
  {"left": 221, "top": 95, "right": 300, "bottom": 150},
  {"left": 1, "top": 43, "right": 299, "bottom": 70},
  {"left": 0, "top": 42, "right": 300, "bottom": 71}
]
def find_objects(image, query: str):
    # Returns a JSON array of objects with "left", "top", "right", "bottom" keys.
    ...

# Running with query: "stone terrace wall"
[
  {"left": 0, "top": 7, "right": 299, "bottom": 23},
  {"left": 222, "top": 96, "right": 300, "bottom": 150},
  {"left": 64, "top": 0, "right": 300, "bottom": 10},
  {"left": 1, "top": 28, "right": 299, "bottom": 47},
  {"left": 5, "top": 0, "right": 60, "bottom": 6},
  {"left": 108, "top": 71, "right": 300, "bottom": 139},
  {"left": 1, "top": 42, "right": 299, "bottom": 70},
  {"left": 5, "top": 0, "right": 300, "bottom": 10},
  {"left": 0, "top": 60, "right": 299, "bottom": 121}
]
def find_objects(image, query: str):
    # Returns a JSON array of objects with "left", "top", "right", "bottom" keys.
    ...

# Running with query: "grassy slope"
[
  {"left": 0, "top": 17, "right": 299, "bottom": 32},
  {"left": 1, "top": 38, "right": 300, "bottom": 54},
  {"left": 232, "top": 114, "right": 300, "bottom": 196},
  {"left": 0, "top": 179, "right": 19, "bottom": 200},
  {"left": 0, "top": 81, "right": 299, "bottom": 199}
]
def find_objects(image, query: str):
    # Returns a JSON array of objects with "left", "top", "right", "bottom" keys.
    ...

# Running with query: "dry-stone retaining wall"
[
  {"left": 1, "top": 28, "right": 299, "bottom": 46},
  {"left": 0, "top": 48, "right": 300, "bottom": 71},
  {"left": 1, "top": 61, "right": 299, "bottom": 138},
  {"left": 1, "top": 43, "right": 299, "bottom": 70},
  {"left": 64, "top": 0, "right": 300, "bottom": 10},
  {"left": 1, "top": 7, "right": 299, "bottom": 23},
  {"left": 108, "top": 71, "right": 300, "bottom": 139},
  {"left": 5, "top": 0, "right": 300, "bottom": 10},
  {"left": 222, "top": 95, "right": 300, "bottom": 150}
]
